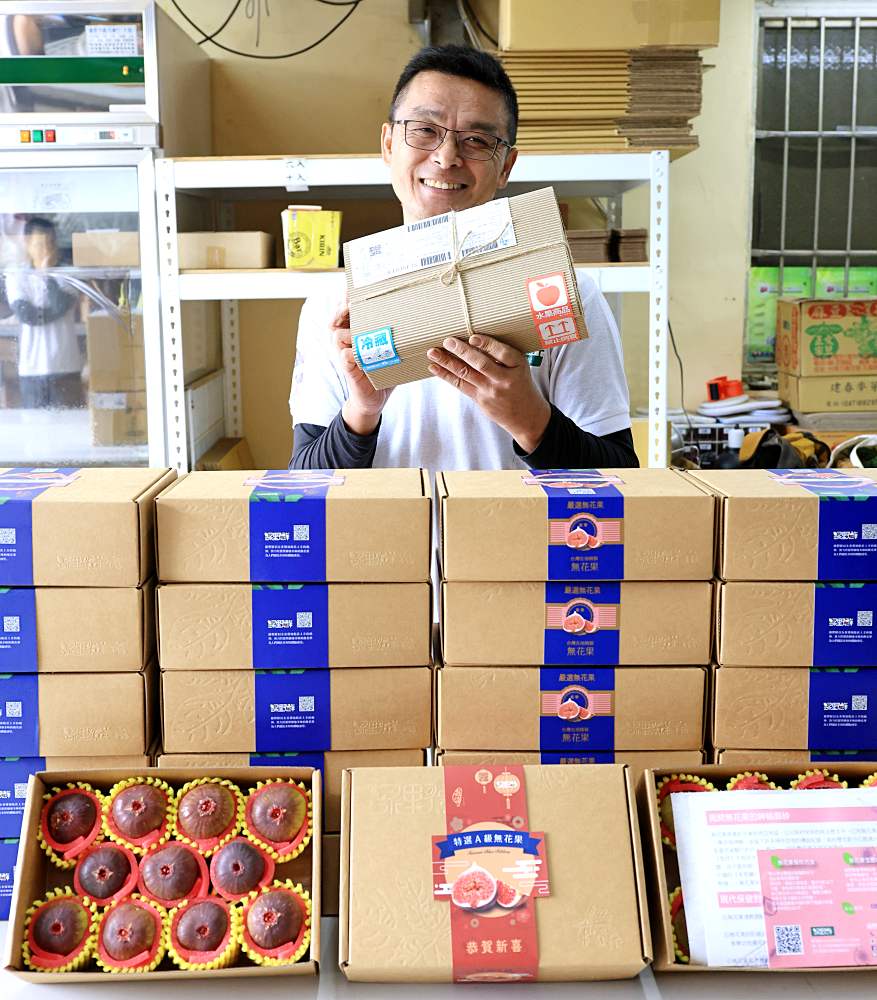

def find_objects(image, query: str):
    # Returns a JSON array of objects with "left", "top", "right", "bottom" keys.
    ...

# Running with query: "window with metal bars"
[{"left": 746, "top": 8, "right": 877, "bottom": 371}]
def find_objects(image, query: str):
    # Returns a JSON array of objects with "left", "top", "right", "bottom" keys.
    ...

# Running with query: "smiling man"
[{"left": 289, "top": 45, "right": 637, "bottom": 472}]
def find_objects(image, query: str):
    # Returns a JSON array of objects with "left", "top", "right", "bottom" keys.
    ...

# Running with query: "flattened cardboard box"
[
  {"left": 437, "top": 666, "right": 706, "bottom": 752},
  {"left": 0, "top": 753, "right": 150, "bottom": 838},
  {"left": 161, "top": 667, "right": 432, "bottom": 754},
  {"left": 778, "top": 370, "right": 877, "bottom": 412},
  {"left": 718, "top": 582, "right": 877, "bottom": 667},
  {"left": 442, "top": 580, "right": 713, "bottom": 665},
  {"left": 340, "top": 764, "right": 651, "bottom": 981},
  {"left": 713, "top": 666, "right": 877, "bottom": 752},
  {"left": 0, "top": 662, "right": 156, "bottom": 757},
  {"left": 0, "top": 582, "right": 153, "bottom": 673},
  {"left": 72, "top": 232, "right": 274, "bottom": 271},
  {"left": 323, "top": 832, "right": 340, "bottom": 917},
  {"left": 0, "top": 467, "right": 174, "bottom": 587},
  {"left": 776, "top": 298, "right": 877, "bottom": 377},
  {"left": 437, "top": 750, "right": 706, "bottom": 797},
  {"left": 158, "top": 582, "right": 430, "bottom": 669},
  {"left": 345, "top": 188, "right": 586, "bottom": 390},
  {"left": 687, "top": 468, "right": 877, "bottom": 581},
  {"left": 158, "top": 749, "right": 425, "bottom": 833},
  {"left": 4, "top": 766, "right": 321, "bottom": 982},
  {"left": 645, "top": 763, "right": 877, "bottom": 973},
  {"left": 156, "top": 468, "right": 431, "bottom": 583},
  {"left": 196, "top": 437, "right": 254, "bottom": 472},
  {"left": 439, "top": 468, "right": 715, "bottom": 581}
]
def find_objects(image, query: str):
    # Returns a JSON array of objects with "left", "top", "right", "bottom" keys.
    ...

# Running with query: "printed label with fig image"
[
  {"left": 539, "top": 667, "right": 615, "bottom": 751},
  {"left": 434, "top": 765, "right": 549, "bottom": 982},
  {"left": 544, "top": 582, "right": 621, "bottom": 663}
]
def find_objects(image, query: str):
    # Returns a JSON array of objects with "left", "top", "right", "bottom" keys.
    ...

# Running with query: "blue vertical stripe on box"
[
  {"left": 812, "top": 584, "right": 876, "bottom": 667},
  {"left": 251, "top": 585, "right": 330, "bottom": 668},
  {"left": 0, "top": 756, "right": 44, "bottom": 837},
  {"left": 0, "top": 675, "right": 39, "bottom": 756},
  {"left": 254, "top": 670, "right": 331, "bottom": 752},
  {"left": 808, "top": 669, "right": 877, "bottom": 750},
  {"left": 0, "top": 590, "right": 38, "bottom": 672}
]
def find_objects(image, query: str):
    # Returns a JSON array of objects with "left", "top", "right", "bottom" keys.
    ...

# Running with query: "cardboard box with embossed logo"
[
  {"left": 0, "top": 663, "right": 156, "bottom": 758},
  {"left": 156, "top": 468, "right": 431, "bottom": 583},
  {"left": 437, "top": 666, "right": 707, "bottom": 752},
  {"left": 441, "top": 580, "right": 713, "bottom": 666},
  {"left": 157, "top": 582, "right": 430, "bottom": 669},
  {"left": 713, "top": 666, "right": 877, "bottom": 751},
  {"left": 160, "top": 667, "right": 432, "bottom": 754},
  {"left": 686, "top": 468, "right": 877, "bottom": 582},
  {"left": 0, "top": 583, "right": 154, "bottom": 673},
  {"left": 439, "top": 469, "right": 716, "bottom": 582},
  {"left": 717, "top": 582, "right": 877, "bottom": 667},
  {"left": 0, "top": 468, "right": 174, "bottom": 587},
  {"left": 157, "top": 749, "right": 426, "bottom": 832},
  {"left": 340, "top": 763, "right": 651, "bottom": 981}
]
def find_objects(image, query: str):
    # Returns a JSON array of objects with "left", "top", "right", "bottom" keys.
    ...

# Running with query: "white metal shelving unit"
[{"left": 155, "top": 152, "right": 668, "bottom": 472}]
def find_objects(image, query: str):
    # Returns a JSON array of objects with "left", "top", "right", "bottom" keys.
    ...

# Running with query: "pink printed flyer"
[{"left": 758, "top": 847, "right": 877, "bottom": 969}]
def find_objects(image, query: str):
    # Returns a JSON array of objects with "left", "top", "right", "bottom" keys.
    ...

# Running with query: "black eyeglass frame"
[{"left": 391, "top": 119, "right": 513, "bottom": 160}]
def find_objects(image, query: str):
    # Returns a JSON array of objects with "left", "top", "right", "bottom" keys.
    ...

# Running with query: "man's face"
[
  {"left": 25, "top": 230, "right": 56, "bottom": 268},
  {"left": 381, "top": 70, "right": 518, "bottom": 223}
]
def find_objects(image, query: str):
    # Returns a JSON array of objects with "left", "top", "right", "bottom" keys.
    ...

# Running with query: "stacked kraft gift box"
[
  {"left": 153, "top": 468, "right": 434, "bottom": 917},
  {"left": 434, "top": 469, "right": 716, "bottom": 789},
  {"left": 0, "top": 467, "right": 175, "bottom": 917},
  {"left": 691, "top": 468, "right": 877, "bottom": 771}
]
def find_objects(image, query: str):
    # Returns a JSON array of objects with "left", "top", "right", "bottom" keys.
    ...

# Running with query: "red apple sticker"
[
  {"left": 528, "top": 273, "right": 568, "bottom": 313},
  {"left": 536, "top": 283, "right": 560, "bottom": 307}
]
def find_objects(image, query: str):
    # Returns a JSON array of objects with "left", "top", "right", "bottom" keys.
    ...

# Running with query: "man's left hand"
[{"left": 427, "top": 334, "right": 551, "bottom": 454}]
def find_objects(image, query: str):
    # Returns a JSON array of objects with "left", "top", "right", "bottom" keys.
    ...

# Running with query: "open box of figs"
[
  {"left": 644, "top": 764, "right": 877, "bottom": 973},
  {"left": 3, "top": 767, "right": 321, "bottom": 982}
]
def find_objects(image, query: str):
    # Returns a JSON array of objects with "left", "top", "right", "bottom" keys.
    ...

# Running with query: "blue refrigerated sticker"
[
  {"left": 352, "top": 327, "right": 401, "bottom": 373},
  {"left": 525, "top": 469, "right": 625, "bottom": 579},
  {"left": 0, "top": 674, "right": 38, "bottom": 756},
  {"left": 251, "top": 585, "right": 330, "bottom": 668},
  {"left": 0, "top": 590, "right": 38, "bottom": 672},
  {"left": 808, "top": 669, "right": 877, "bottom": 751},
  {"left": 254, "top": 670, "right": 331, "bottom": 752},
  {"left": 0, "top": 469, "right": 79, "bottom": 585}
]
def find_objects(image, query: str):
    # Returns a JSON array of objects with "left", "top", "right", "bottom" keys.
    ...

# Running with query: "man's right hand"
[{"left": 333, "top": 303, "right": 393, "bottom": 435}]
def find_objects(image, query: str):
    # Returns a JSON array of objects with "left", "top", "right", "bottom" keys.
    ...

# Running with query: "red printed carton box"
[{"left": 776, "top": 298, "right": 877, "bottom": 377}]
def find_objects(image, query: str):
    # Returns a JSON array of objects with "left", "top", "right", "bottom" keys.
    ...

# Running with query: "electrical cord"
[
  {"left": 463, "top": 0, "right": 498, "bottom": 48},
  {"left": 171, "top": 0, "right": 363, "bottom": 59},
  {"left": 668, "top": 317, "right": 695, "bottom": 437}
]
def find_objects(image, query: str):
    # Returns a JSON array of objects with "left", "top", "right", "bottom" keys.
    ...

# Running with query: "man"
[{"left": 290, "top": 45, "right": 636, "bottom": 471}]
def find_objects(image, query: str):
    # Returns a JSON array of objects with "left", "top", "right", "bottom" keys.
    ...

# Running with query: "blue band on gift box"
[
  {"left": 808, "top": 669, "right": 877, "bottom": 750},
  {"left": 254, "top": 670, "right": 331, "bottom": 752},
  {"left": 0, "top": 756, "right": 43, "bottom": 837},
  {"left": 540, "top": 751, "right": 615, "bottom": 764},
  {"left": 539, "top": 666, "right": 615, "bottom": 752},
  {"left": 0, "top": 675, "right": 38, "bottom": 756},
  {"left": 251, "top": 585, "right": 329, "bottom": 668},
  {"left": 0, "top": 837, "right": 17, "bottom": 920},
  {"left": 812, "top": 584, "right": 876, "bottom": 667},
  {"left": 0, "top": 590, "right": 37, "bottom": 673},
  {"left": 248, "top": 751, "right": 325, "bottom": 771},
  {"left": 544, "top": 582, "right": 621, "bottom": 664}
]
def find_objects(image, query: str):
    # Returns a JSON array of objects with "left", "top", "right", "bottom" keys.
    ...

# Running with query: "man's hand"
[
  {"left": 427, "top": 334, "right": 551, "bottom": 453},
  {"left": 332, "top": 303, "right": 393, "bottom": 435}
]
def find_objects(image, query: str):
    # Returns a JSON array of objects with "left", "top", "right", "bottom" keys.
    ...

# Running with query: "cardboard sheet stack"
[
  {"left": 154, "top": 468, "right": 434, "bottom": 915},
  {"left": 0, "top": 466, "right": 175, "bottom": 917},
  {"left": 567, "top": 228, "right": 649, "bottom": 265},
  {"left": 435, "top": 469, "right": 716, "bottom": 788},
  {"left": 689, "top": 468, "right": 877, "bottom": 770}
]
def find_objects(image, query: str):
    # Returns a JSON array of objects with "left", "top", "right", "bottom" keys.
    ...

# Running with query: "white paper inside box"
[{"left": 3, "top": 767, "right": 321, "bottom": 982}]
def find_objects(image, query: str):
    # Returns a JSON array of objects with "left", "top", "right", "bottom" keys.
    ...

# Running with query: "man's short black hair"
[
  {"left": 390, "top": 44, "right": 518, "bottom": 145},
  {"left": 24, "top": 216, "right": 56, "bottom": 238}
]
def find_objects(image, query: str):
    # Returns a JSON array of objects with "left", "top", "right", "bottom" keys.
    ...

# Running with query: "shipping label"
[
  {"left": 526, "top": 274, "right": 580, "bottom": 348},
  {"left": 813, "top": 584, "right": 876, "bottom": 666},
  {"left": 0, "top": 469, "right": 79, "bottom": 585},
  {"left": 544, "top": 581, "right": 621, "bottom": 663},
  {"left": 0, "top": 674, "right": 38, "bottom": 756},
  {"left": 246, "top": 471, "right": 344, "bottom": 582},
  {"left": 251, "top": 585, "right": 329, "bottom": 668},
  {"left": 253, "top": 669, "right": 330, "bottom": 752},
  {"left": 524, "top": 470, "right": 625, "bottom": 579},
  {"left": 0, "top": 590, "right": 37, "bottom": 673},
  {"left": 808, "top": 669, "right": 877, "bottom": 751},
  {"left": 0, "top": 756, "right": 43, "bottom": 837},
  {"left": 769, "top": 470, "right": 877, "bottom": 579},
  {"left": 539, "top": 667, "right": 615, "bottom": 751},
  {"left": 435, "top": 765, "right": 548, "bottom": 983}
]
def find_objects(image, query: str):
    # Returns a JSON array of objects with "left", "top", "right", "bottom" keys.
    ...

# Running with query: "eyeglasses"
[{"left": 392, "top": 119, "right": 511, "bottom": 161}]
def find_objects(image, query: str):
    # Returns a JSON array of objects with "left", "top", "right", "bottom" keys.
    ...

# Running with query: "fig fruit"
[
  {"left": 140, "top": 843, "right": 200, "bottom": 902},
  {"left": 76, "top": 845, "right": 133, "bottom": 900},
  {"left": 246, "top": 890, "right": 303, "bottom": 950},
  {"left": 175, "top": 899, "right": 229, "bottom": 953},
  {"left": 32, "top": 898, "right": 89, "bottom": 956},
  {"left": 47, "top": 792, "right": 96, "bottom": 845},
  {"left": 101, "top": 901, "right": 156, "bottom": 962},
  {"left": 450, "top": 865, "right": 497, "bottom": 910}
]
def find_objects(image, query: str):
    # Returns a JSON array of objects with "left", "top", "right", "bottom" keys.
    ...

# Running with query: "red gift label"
[
  {"left": 433, "top": 765, "right": 549, "bottom": 983},
  {"left": 526, "top": 273, "right": 580, "bottom": 348}
]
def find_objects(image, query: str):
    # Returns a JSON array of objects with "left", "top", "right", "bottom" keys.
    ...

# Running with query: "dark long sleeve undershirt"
[{"left": 290, "top": 403, "right": 638, "bottom": 469}]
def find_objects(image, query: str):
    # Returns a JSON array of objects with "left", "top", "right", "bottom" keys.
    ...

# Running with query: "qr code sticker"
[
  {"left": 774, "top": 924, "right": 804, "bottom": 956},
  {"left": 857, "top": 610, "right": 873, "bottom": 628},
  {"left": 14, "top": 782, "right": 27, "bottom": 799},
  {"left": 298, "top": 696, "right": 315, "bottom": 713},
  {"left": 296, "top": 612, "right": 312, "bottom": 629},
  {"left": 863, "top": 524, "right": 877, "bottom": 540},
  {"left": 293, "top": 524, "right": 310, "bottom": 542},
  {"left": 3, "top": 616, "right": 19, "bottom": 633},
  {"left": 0, "top": 528, "right": 15, "bottom": 545},
  {"left": 5, "top": 701, "right": 21, "bottom": 718},
  {"left": 852, "top": 694, "right": 868, "bottom": 711}
]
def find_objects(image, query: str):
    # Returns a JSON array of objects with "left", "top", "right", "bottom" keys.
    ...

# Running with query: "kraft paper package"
[{"left": 344, "top": 187, "right": 587, "bottom": 389}]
